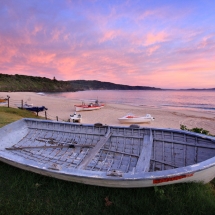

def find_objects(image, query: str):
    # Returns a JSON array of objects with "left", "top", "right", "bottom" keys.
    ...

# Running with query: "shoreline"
[{"left": 1, "top": 92, "right": 215, "bottom": 135}]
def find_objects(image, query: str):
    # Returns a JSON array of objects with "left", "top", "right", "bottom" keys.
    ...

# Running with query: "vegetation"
[
  {"left": 0, "top": 106, "right": 42, "bottom": 127},
  {"left": 180, "top": 124, "right": 211, "bottom": 136},
  {"left": 69, "top": 80, "right": 162, "bottom": 91},
  {"left": 1, "top": 108, "right": 215, "bottom": 214},
  {"left": 0, "top": 73, "right": 162, "bottom": 92},
  {"left": 0, "top": 73, "right": 74, "bottom": 92},
  {"left": 1, "top": 164, "right": 215, "bottom": 215}
]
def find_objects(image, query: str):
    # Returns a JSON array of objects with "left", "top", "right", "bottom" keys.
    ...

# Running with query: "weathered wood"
[
  {"left": 136, "top": 130, "right": 153, "bottom": 172},
  {"left": 1, "top": 118, "right": 215, "bottom": 188},
  {"left": 6, "top": 144, "right": 94, "bottom": 150},
  {"left": 150, "top": 158, "right": 179, "bottom": 168},
  {"left": 78, "top": 127, "right": 112, "bottom": 169},
  {"left": 101, "top": 148, "right": 139, "bottom": 157},
  {"left": 153, "top": 137, "right": 215, "bottom": 149}
]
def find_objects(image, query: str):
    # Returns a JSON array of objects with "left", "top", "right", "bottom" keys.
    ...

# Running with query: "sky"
[{"left": 0, "top": 0, "right": 215, "bottom": 89}]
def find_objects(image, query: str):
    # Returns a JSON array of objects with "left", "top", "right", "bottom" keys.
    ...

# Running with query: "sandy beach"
[{"left": 1, "top": 92, "right": 215, "bottom": 135}]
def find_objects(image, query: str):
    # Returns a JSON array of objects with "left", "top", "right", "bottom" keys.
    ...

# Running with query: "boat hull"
[
  {"left": 118, "top": 118, "right": 153, "bottom": 123},
  {"left": 70, "top": 113, "right": 82, "bottom": 123},
  {"left": 0, "top": 99, "right": 7, "bottom": 103},
  {"left": 1, "top": 150, "right": 215, "bottom": 188},
  {"left": 75, "top": 105, "right": 103, "bottom": 112},
  {"left": 118, "top": 114, "right": 154, "bottom": 124},
  {"left": 1, "top": 118, "right": 215, "bottom": 188}
]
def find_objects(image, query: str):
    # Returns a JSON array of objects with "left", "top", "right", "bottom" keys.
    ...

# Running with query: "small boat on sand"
[
  {"left": 37, "top": 92, "right": 45, "bottom": 96},
  {"left": 0, "top": 98, "right": 7, "bottom": 103},
  {"left": 74, "top": 99, "right": 104, "bottom": 112},
  {"left": 0, "top": 98, "right": 7, "bottom": 106},
  {"left": 70, "top": 112, "right": 82, "bottom": 123},
  {"left": 17, "top": 103, "right": 47, "bottom": 113},
  {"left": 118, "top": 113, "right": 155, "bottom": 124},
  {"left": 23, "top": 106, "right": 48, "bottom": 112},
  {"left": 1, "top": 118, "right": 215, "bottom": 188},
  {"left": 16, "top": 103, "right": 33, "bottom": 109},
  {"left": 15, "top": 101, "right": 47, "bottom": 113}
]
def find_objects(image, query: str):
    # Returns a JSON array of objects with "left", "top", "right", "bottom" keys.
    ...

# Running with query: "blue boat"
[{"left": 24, "top": 105, "right": 47, "bottom": 112}]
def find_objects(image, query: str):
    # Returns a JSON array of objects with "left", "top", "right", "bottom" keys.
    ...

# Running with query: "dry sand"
[{"left": 1, "top": 92, "right": 215, "bottom": 135}]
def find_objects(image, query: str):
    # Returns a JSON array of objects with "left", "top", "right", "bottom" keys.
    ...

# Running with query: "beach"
[{"left": 1, "top": 92, "right": 215, "bottom": 135}]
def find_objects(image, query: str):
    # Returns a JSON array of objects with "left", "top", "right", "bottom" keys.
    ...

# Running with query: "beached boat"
[
  {"left": 74, "top": 99, "right": 104, "bottom": 112},
  {"left": 0, "top": 98, "right": 7, "bottom": 103},
  {"left": 0, "top": 98, "right": 7, "bottom": 106},
  {"left": 37, "top": 92, "right": 45, "bottom": 96},
  {"left": 1, "top": 118, "right": 215, "bottom": 188},
  {"left": 22, "top": 106, "right": 47, "bottom": 112},
  {"left": 118, "top": 113, "right": 155, "bottom": 124},
  {"left": 17, "top": 103, "right": 47, "bottom": 112},
  {"left": 16, "top": 103, "right": 33, "bottom": 109},
  {"left": 70, "top": 112, "right": 82, "bottom": 123}
]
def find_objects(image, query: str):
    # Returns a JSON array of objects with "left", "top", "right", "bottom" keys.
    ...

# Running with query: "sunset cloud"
[{"left": 0, "top": 0, "right": 215, "bottom": 88}]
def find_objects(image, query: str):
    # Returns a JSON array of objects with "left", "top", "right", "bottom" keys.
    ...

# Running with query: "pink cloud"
[
  {"left": 145, "top": 32, "right": 168, "bottom": 46},
  {"left": 99, "top": 30, "right": 122, "bottom": 43},
  {"left": 0, "top": 1, "right": 215, "bottom": 89},
  {"left": 147, "top": 45, "right": 160, "bottom": 55},
  {"left": 28, "top": 53, "right": 56, "bottom": 64}
]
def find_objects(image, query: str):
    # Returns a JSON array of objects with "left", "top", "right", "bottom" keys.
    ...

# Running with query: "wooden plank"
[
  {"left": 101, "top": 148, "right": 139, "bottom": 157},
  {"left": 6, "top": 143, "right": 94, "bottom": 150},
  {"left": 153, "top": 137, "right": 215, "bottom": 149},
  {"left": 78, "top": 127, "right": 112, "bottom": 169},
  {"left": 135, "top": 130, "right": 153, "bottom": 172}
]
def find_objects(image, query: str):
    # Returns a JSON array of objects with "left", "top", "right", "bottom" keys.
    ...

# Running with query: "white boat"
[
  {"left": 74, "top": 99, "right": 104, "bottom": 112},
  {"left": 118, "top": 113, "right": 155, "bottom": 124},
  {"left": 1, "top": 118, "right": 215, "bottom": 188},
  {"left": 70, "top": 112, "right": 82, "bottom": 123},
  {"left": 37, "top": 92, "right": 45, "bottom": 96},
  {"left": 15, "top": 103, "right": 33, "bottom": 109}
]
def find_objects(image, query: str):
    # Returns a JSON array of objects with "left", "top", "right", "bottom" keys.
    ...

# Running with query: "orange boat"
[{"left": 0, "top": 98, "right": 7, "bottom": 103}]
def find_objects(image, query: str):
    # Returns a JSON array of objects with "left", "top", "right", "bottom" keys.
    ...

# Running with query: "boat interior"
[{"left": 5, "top": 119, "right": 215, "bottom": 174}]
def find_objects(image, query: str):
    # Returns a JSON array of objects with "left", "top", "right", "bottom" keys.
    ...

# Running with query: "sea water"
[{"left": 46, "top": 90, "right": 215, "bottom": 114}]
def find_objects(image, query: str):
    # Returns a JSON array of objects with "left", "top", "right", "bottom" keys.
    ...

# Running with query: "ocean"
[{"left": 46, "top": 90, "right": 215, "bottom": 114}]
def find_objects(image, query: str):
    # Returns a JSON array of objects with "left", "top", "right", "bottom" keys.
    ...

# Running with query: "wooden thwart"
[
  {"left": 135, "top": 130, "right": 153, "bottom": 172},
  {"left": 78, "top": 128, "right": 112, "bottom": 169}
]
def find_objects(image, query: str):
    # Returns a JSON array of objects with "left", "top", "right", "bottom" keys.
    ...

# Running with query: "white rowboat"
[
  {"left": 70, "top": 112, "right": 82, "bottom": 123},
  {"left": 0, "top": 118, "right": 215, "bottom": 188},
  {"left": 118, "top": 114, "right": 154, "bottom": 124}
]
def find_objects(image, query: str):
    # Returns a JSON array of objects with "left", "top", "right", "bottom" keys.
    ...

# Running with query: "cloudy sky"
[{"left": 0, "top": 0, "right": 215, "bottom": 89}]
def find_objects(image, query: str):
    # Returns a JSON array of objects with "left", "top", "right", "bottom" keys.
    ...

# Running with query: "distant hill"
[
  {"left": 1, "top": 74, "right": 214, "bottom": 92},
  {"left": 68, "top": 80, "right": 161, "bottom": 91},
  {"left": 0, "top": 74, "right": 162, "bottom": 92},
  {"left": 184, "top": 88, "right": 215, "bottom": 91},
  {"left": 0, "top": 74, "right": 74, "bottom": 92}
]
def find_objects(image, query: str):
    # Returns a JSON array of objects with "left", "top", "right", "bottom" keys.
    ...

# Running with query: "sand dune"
[{"left": 1, "top": 92, "right": 215, "bottom": 135}]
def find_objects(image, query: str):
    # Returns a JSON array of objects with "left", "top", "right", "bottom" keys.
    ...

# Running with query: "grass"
[
  {"left": 0, "top": 106, "right": 42, "bottom": 127},
  {"left": 1, "top": 107, "right": 215, "bottom": 215}
]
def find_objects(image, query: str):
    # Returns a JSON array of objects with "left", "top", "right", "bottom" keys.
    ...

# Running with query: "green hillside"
[
  {"left": 68, "top": 80, "right": 162, "bottom": 91},
  {"left": 0, "top": 74, "right": 74, "bottom": 92},
  {"left": 0, "top": 73, "right": 162, "bottom": 92}
]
